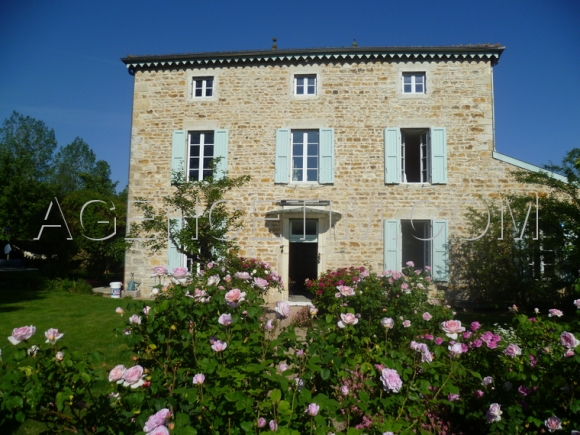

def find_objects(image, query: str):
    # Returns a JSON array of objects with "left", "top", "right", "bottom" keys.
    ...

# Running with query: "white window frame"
[
  {"left": 291, "top": 130, "right": 319, "bottom": 184},
  {"left": 192, "top": 77, "right": 214, "bottom": 98},
  {"left": 401, "top": 220, "right": 432, "bottom": 270},
  {"left": 294, "top": 74, "right": 317, "bottom": 96},
  {"left": 187, "top": 131, "right": 214, "bottom": 181},
  {"left": 401, "top": 129, "right": 430, "bottom": 184},
  {"left": 402, "top": 72, "right": 426, "bottom": 94}
]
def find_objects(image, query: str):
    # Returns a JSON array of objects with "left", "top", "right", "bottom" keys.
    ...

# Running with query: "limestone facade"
[{"left": 122, "top": 46, "right": 551, "bottom": 300}]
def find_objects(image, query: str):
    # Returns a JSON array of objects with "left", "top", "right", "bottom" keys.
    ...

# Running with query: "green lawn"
[{"left": 0, "top": 274, "right": 138, "bottom": 434}]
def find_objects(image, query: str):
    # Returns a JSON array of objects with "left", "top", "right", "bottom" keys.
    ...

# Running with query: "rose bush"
[{"left": 1, "top": 259, "right": 579, "bottom": 434}]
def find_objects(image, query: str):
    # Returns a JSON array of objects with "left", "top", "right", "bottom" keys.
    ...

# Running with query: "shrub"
[{"left": 45, "top": 278, "right": 94, "bottom": 295}]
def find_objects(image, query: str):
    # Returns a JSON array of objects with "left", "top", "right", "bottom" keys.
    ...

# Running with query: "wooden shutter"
[
  {"left": 432, "top": 219, "right": 449, "bottom": 281},
  {"left": 319, "top": 128, "right": 334, "bottom": 184},
  {"left": 383, "top": 219, "right": 399, "bottom": 272},
  {"left": 430, "top": 127, "right": 447, "bottom": 184},
  {"left": 214, "top": 129, "right": 228, "bottom": 180},
  {"left": 171, "top": 130, "right": 187, "bottom": 180},
  {"left": 384, "top": 128, "right": 400, "bottom": 184},
  {"left": 167, "top": 218, "right": 183, "bottom": 272},
  {"left": 275, "top": 129, "right": 290, "bottom": 183}
]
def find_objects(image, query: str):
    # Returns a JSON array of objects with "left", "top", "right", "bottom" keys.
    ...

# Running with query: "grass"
[{"left": 0, "top": 271, "right": 139, "bottom": 435}]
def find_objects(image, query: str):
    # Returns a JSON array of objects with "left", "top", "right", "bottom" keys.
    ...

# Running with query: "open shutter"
[
  {"left": 319, "top": 128, "right": 334, "bottom": 184},
  {"left": 430, "top": 127, "right": 447, "bottom": 184},
  {"left": 275, "top": 129, "right": 290, "bottom": 183},
  {"left": 167, "top": 218, "right": 183, "bottom": 272},
  {"left": 214, "top": 129, "right": 228, "bottom": 180},
  {"left": 432, "top": 219, "right": 448, "bottom": 281},
  {"left": 171, "top": 130, "right": 187, "bottom": 180},
  {"left": 383, "top": 219, "right": 399, "bottom": 272},
  {"left": 384, "top": 128, "right": 400, "bottom": 184}
]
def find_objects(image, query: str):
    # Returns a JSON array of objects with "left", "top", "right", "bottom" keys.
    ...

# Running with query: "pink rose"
[
  {"left": 275, "top": 301, "right": 291, "bottom": 319},
  {"left": 109, "top": 364, "right": 126, "bottom": 383},
  {"left": 218, "top": 313, "right": 232, "bottom": 326},
  {"left": 269, "top": 420, "right": 278, "bottom": 432},
  {"left": 406, "top": 261, "right": 414, "bottom": 267},
  {"left": 481, "top": 376, "right": 493, "bottom": 386},
  {"left": 337, "top": 313, "right": 358, "bottom": 328},
  {"left": 122, "top": 365, "right": 145, "bottom": 388},
  {"left": 306, "top": 403, "right": 319, "bottom": 416},
  {"left": 211, "top": 340, "right": 227, "bottom": 352},
  {"left": 440, "top": 320, "right": 465, "bottom": 339},
  {"left": 225, "top": 289, "right": 246, "bottom": 307},
  {"left": 560, "top": 331, "right": 580, "bottom": 349},
  {"left": 172, "top": 267, "right": 188, "bottom": 279},
  {"left": 504, "top": 343, "right": 522, "bottom": 358},
  {"left": 144, "top": 408, "right": 171, "bottom": 433},
  {"left": 544, "top": 415, "right": 562, "bottom": 432},
  {"left": 8, "top": 325, "right": 36, "bottom": 345},
  {"left": 192, "top": 373, "right": 205, "bottom": 385},
  {"left": 448, "top": 343, "right": 464, "bottom": 355},
  {"left": 548, "top": 308, "right": 563, "bottom": 318},
  {"left": 381, "top": 317, "right": 394, "bottom": 329},
  {"left": 257, "top": 417, "right": 266, "bottom": 428},
  {"left": 129, "top": 314, "right": 141, "bottom": 325},
  {"left": 116, "top": 307, "right": 124, "bottom": 315},
  {"left": 574, "top": 299, "right": 580, "bottom": 309},
  {"left": 44, "top": 328, "right": 64, "bottom": 344},
  {"left": 380, "top": 368, "right": 402, "bottom": 393},
  {"left": 55, "top": 351, "right": 64, "bottom": 361},
  {"left": 337, "top": 285, "right": 355, "bottom": 297},
  {"left": 486, "top": 403, "right": 502, "bottom": 423},
  {"left": 253, "top": 277, "right": 269, "bottom": 289},
  {"left": 422, "top": 312, "right": 432, "bottom": 321},
  {"left": 448, "top": 393, "right": 460, "bottom": 401},
  {"left": 265, "top": 319, "right": 275, "bottom": 331},
  {"left": 234, "top": 271, "right": 251, "bottom": 280},
  {"left": 148, "top": 426, "right": 169, "bottom": 435},
  {"left": 207, "top": 274, "right": 220, "bottom": 286},
  {"left": 402, "top": 320, "right": 411, "bottom": 328},
  {"left": 143, "top": 306, "right": 151, "bottom": 315},
  {"left": 341, "top": 385, "right": 349, "bottom": 395}
]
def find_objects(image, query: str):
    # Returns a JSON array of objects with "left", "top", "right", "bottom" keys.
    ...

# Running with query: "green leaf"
[
  {"left": 270, "top": 389, "right": 281, "bottom": 403},
  {"left": 320, "top": 368, "right": 330, "bottom": 380}
]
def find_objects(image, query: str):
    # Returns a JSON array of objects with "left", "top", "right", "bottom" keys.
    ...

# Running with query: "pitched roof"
[{"left": 121, "top": 44, "right": 505, "bottom": 74}]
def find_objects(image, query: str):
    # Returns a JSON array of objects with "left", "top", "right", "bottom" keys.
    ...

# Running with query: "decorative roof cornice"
[{"left": 121, "top": 45, "right": 505, "bottom": 75}]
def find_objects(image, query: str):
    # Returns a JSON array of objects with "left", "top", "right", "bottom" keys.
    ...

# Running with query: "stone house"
[{"left": 121, "top": 44, "right": 560, "bottom": 301}]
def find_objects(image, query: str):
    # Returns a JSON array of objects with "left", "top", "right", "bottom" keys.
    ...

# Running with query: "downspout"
[{"left": 491, "top": 62, "right": 496, "bottom": 152}]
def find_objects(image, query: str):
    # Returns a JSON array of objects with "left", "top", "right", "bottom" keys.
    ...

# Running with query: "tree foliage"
[{"left": 129, "top": 164, "right": 250, "bottom": 265}]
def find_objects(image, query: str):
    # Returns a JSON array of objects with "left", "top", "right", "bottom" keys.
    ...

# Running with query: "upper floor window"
[
  {"left": 292, "top": 130, "right": 319, "bottom": 182},
  {"left": 402, "top": 72, "right": 425, "bottom": 94},
  {"left": 192, "top": 77, "right": 214, "bottom": 98},
  {"left": 188, "top": 131, "right": 214, "bottom": 181},
  {"left": 294, "top": 75, "right": 316, "bottom": 95}
]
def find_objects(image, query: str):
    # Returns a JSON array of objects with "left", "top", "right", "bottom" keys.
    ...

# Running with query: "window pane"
[
  {"left": 195, "top": 81, "right": 203, "bottom": 89},
  {"left": 203, "top": 170, "right": 212, "bottom": 179},
  {"left": 404, "top": 75, "right": 411, "bottom": 84},
  {"left": 307, "top": 131, "right": 319, "bottom": 143},
  {"left": 307, "top": 143, "right": 317, "bottom": 156},
  {"left": 206, "top": 79, "right": 213, "bottom": 88},
  {"left": 415, "top": 75, "right": 424, "bottom": 84},
  {"left": 296, "top": 77, "right": 304, "bottom": 86},
  {"left": 404, "top": 84, "right": 412, "bottom": 93},
  {"left": 416, "top": 83, "right": 424, "bottom": 93},
  {"left": 190, "top": 158, "right": 199, "bottom": 169},
  {"left": 190, "top": 133, "right": 201, "bottom": 144},
  {"left": 292, "top": 169, "right": 303, "bottom": 182},
  {"left": 293, "top": 144, "right": 303, "bottom": 156},
  {"left": 190, "top": 145, "right": 200, "bottom": 157},
  {"left": 307, "top": 85, "right": 315, "bottom": 94},
  {"left": 307, "top": 156, "right": 318, "bottom": 169},
  {"left": 190, "top": 169, "right": 199, "bottom": 181},
  {"left": 206, "top": 88, "right": 213, "bottom": 97},
  {"left": 307, "top": 77, "right": 315, "bottom": 86},
  {"left": 204, "top": 145, "right": 213, "bottom": 157},
  {"left": 195, "top": 88, "right": 203, "bottom": 97},
  {"left": 292, "top": 156, "right": 303, "bottom": 169},
  {"left": 204, "top": 132, "right": 214, "bottom": 144},
  {"left": 304, "top": 219, "right": 317, "bottom": 235},
  {"left": 203, "top": 157, "right": 212, "bottom": 169},
  {"left": 307, "top": 169, "right": 317, "bottom": 182},
  {"left": 296, "top": 85, "right": 304, "bottom": 94}
]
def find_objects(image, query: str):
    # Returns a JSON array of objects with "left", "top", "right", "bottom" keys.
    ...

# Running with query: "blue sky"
[{"left": 1, "top": 0, "right": 578, "bottom": 189}]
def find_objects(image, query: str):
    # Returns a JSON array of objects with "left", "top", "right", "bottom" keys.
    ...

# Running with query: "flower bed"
[{"left": 1, "top": 259, "right": 579, "bottom": 434}]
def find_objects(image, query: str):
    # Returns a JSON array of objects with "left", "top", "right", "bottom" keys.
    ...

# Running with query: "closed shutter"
[
  {"left": 275, "top": 129, "right": 290, "bottom": 183},
  {"left": 384, "top": 128, "right": 400, "bottom": 184},
  {"left": 319, "top": 128, "right": 335, "bottom": 184},
  {"left": 167, "top": 218, "right": 183, "bottom": 272},
  {"left": 171, "top": 130, "right": 187, "bottom": 180},
  {"left": 214, "top": 129, "right": 228, "bottom": 180},
  {"left": 432, "top": 219, "right": 449, "bottom": 281},
  {"left": 430, "top": 127, "right": 447, "bottom": 184},
  {"left": 383, "top": 219, "right": 399, "bottom": 272}
]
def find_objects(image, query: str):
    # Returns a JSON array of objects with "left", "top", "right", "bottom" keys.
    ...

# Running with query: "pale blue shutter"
[
  {"left": 384, "top": 128, "right": 400, "bottom": 184},
  {"left": 432, "top": 219, "right": 448, "bottom": 281},
  {"left": 214, "top": 129, "right": 228, "bottom": 180},
  {"left": 430, "top": 127, "right": 447, "bottom": 184},
  {"left": 319, "top": 128, "right": 334, "bottom": 184},
  {"left": 275, "top": 129, "right": 290, "bottom": 183},
  {"left": 383, "top": 220, "right": 399, "bottom": 272},
  {"left": 168, "top": 218, "right": 183, "bottom": 272},
  {"left": 171, "top": 130, "right": 187, "bottom": 179}
]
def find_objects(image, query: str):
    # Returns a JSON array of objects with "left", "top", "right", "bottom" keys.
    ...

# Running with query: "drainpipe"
[{"left": 491, "top": 63, "right": 496, "bottom": 152}]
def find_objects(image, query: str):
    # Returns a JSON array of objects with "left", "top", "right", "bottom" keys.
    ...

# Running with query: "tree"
[{"left": 129, "top": 163, "right": 250, "bottom": 266}]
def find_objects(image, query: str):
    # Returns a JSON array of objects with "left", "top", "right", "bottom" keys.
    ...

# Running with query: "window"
[
  {"left": 402, "top": 72, "right": 425, "bottom": 94},
  {"left": 188, "top": 131, "right": 214, "bottom": 181},
  {"left": 292, "top": 130, "right": 319, "bottom": 182},
  {"left": 384, "top": 127, "right": 447, "bottom": 184},
  {"left": 275, "top": 128, "right": 334, "bottom": 184},
  {"left": 294, "top": 75, "right": 316, "bottom": 95},
  {"left": 171, "top": 129, "right": 229, "bottom": 182},
  {"left": 192, "top": 77, "right": 214, "bottom": 98},
  {"left": 384, "top": 219, "right": 448, "bottom": 280}
]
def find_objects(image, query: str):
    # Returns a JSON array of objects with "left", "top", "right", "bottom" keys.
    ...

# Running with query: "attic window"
[
  {"left": 402, "top": 72, "right": 425, "bottom": 94},
  {"left": 294, "top": 75, "right": 316, "bottom": 95},
  {"left": 192, "top": 77, "right": 214, "bottom": 98}
]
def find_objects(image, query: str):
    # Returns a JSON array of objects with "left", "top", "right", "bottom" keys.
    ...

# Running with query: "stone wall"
[{"left": 124, "top": 58, "right": 544, "bottom": 299}]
